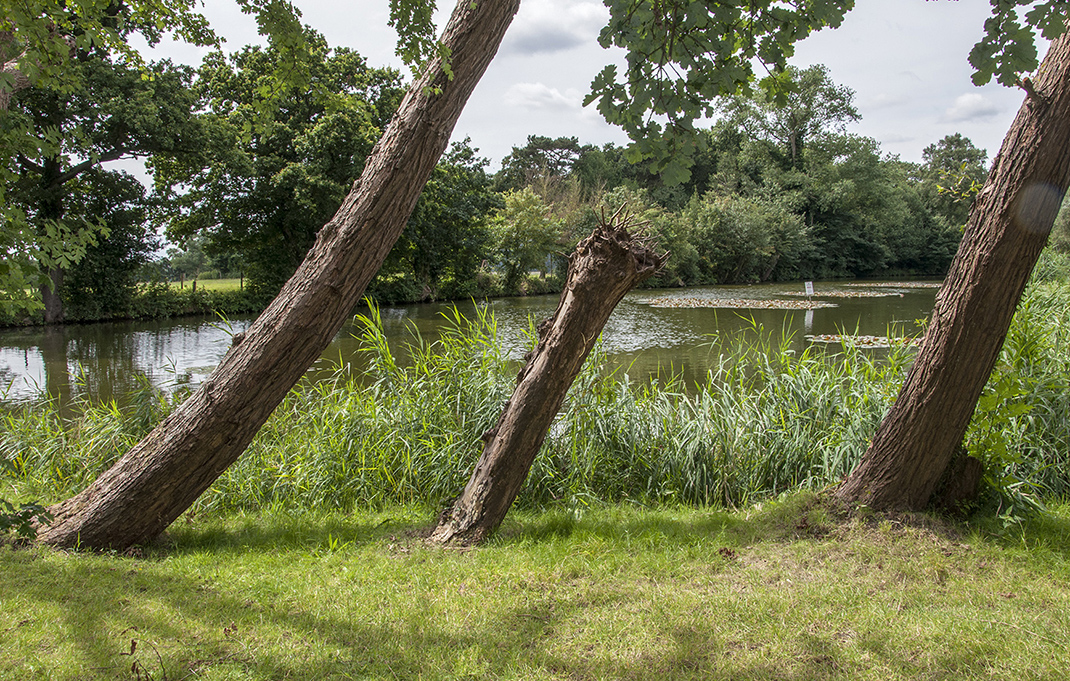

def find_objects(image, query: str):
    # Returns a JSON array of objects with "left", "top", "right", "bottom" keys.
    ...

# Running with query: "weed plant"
[{"left": 4, "top": 275, "right": 1070, "bottom": 517}]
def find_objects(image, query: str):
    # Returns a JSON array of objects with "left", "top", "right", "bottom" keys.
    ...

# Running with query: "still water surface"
[{"left": 0, "top": 280, "right": 939, "bottom": 407}]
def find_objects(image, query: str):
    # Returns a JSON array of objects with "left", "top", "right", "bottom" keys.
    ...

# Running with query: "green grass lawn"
[
  {"left": 3, "top": 493, "right": 1070, "bottom": 680},
  {"left": 169, "top": 278, "right": 245, "bottom": 293}
]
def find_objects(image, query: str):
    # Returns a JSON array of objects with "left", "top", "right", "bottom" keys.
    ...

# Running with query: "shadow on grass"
[
  {"left": 4, "top": 494, "right": 1070, "bottom": 679},
  {"left": 0, "top": 540, "right": 1000, "bottom": 681},
  {"left": 494, "top": 491, "right": 831, "bottom": 548},
  {"left": 160, "top": 507, "right": 437, "bottom": 556}
]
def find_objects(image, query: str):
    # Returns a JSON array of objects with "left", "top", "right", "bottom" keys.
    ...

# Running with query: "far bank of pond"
[{"left": 0, "top": 280, "right": 940, "bottom": 408}]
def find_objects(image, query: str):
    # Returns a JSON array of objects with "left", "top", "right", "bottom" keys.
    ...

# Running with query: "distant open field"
[{"left": 169, "top": 278, "right": 244, "bottom": 292}]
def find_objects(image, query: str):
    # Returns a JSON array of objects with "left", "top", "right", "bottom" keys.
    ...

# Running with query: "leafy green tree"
[
  {"left": 495, "top": 135, "right": 586, "bottom": 190},
  {"left": 0, "top": 0, "right": 214, "bottom": 320},
  {"left": 490, "top": 187, "right": 564, "bottom": 292},
  {"left": 6, "top": 54, "right": 202, "bottom": 322},
  {"left": 920, "top": 133, "right": 989, "bottom": 229},
  {"left": 374, "top": 139, "right": 501, "bottom": 300},
  {"left": 588, "top": 0, "right": 855, "bottom": 184},
  {"left": 62, "top": 169, "right": 158, "bottom": 320},
  {"left": 157, "top": 26, "right": 403, "bottom": 296},
  {"left": 166, "top": 236, "right": 208, "bottom": 282},
  {"left": 720, "top": 64, "right": 859, "bottom": 171},
  {"left": 678, "top": 193, "right": 793, "bottom": 283}
]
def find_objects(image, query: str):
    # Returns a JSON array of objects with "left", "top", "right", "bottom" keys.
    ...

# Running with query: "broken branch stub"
[{"left": 429, "top": 209, "right": 666, "bottom": 545}]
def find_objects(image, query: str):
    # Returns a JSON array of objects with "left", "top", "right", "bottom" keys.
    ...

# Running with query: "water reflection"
[{"left": 0, "top": 280, "right": 938, "bottom": 408}]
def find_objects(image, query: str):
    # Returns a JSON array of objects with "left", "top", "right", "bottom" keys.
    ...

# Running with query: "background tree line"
[{"left": 5, "top": 23, "right": 1049, "bottom": 323}]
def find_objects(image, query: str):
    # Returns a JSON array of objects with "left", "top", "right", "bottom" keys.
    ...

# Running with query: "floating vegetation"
[
  {"left": 846, "top": 282, "right": 943, "bottom": 289},
  {"left": 645, "top": 297, "right": 837, "bottom": 310},
  {"left": 806, "top": 334, "right": 920, "bottom": 348},
  {"left": 783, "top": 290, "right": 903, "bottom": 298}
]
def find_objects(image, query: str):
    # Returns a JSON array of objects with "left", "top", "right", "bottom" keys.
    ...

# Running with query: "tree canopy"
[{"left": 155, "top": 24, "right": 403, "bottom": 296}]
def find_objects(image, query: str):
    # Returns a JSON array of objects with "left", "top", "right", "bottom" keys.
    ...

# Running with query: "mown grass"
[
  {"left": 168, "top": 278, "right": 245, "bottom": 293},
  {"left": 2, "top": 495, "right": 1070, "bottom": 680}
]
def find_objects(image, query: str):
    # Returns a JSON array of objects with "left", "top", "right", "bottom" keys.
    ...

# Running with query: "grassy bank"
[{"left": 2, "top": 496, "right": 1070, "bottom": 680}]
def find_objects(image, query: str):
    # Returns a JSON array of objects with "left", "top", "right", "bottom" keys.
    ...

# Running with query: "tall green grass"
[{"left": 4, "top": 275, "right": 1070, "bottom": 517}]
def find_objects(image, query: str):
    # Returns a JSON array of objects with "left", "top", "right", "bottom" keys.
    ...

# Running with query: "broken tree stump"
[{"left": 428, "top": 207, "right": 666, "bottom": 545}]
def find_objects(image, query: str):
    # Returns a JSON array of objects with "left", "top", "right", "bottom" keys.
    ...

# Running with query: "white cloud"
[
  {"left": 502, "top": 0, "right": 607, "bottom": 56},
  {"left": 878, "top": 133, "right": 915, "bottom": 144},
  {"left": 503, "top": 82, "right": 583, "bottom": 111},
  {"left": 943, "top": 94, "right": 1001, "bottom": 123},
  {"left": 863, "top": 93, "right": 908, "bottom": 109}
]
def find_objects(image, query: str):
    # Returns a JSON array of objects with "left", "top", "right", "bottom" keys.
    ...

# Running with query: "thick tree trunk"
[
  {"left": 835, "top": 33, "right": 1070, "bottom": 510},
  {"left": 37, "top": 0, "right": 521, "bottom": 550},
  {"left": 429, "top": 211, "right": 665, "bottom": 545},
  {"left": 40, "top": 267, "right": 64, "bottom": 324}
]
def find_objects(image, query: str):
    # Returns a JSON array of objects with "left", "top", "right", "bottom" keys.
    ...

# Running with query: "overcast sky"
[{"left": 140, "top": 0, "right": 1034, "bottom": 171}]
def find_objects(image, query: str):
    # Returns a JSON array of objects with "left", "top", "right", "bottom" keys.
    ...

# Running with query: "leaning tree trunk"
[
  {"left": 37, "top": 0, "right": 522, "bottom": 550},
  {"left": 429, "top": 210, "right": 665, "bottom": 545},
  {"left": 836, "top": 32, "right": 1070, "bottom": 511}
]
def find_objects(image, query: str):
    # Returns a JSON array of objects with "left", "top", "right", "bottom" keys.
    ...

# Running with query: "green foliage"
[
  {"left": 679, "top": 192, "right": 808, "bottom": 284},
  {"left": 1, "top": 1, "right": 214, "bottom": 315},
  {"left": 62, "top": 170, "right": 158, "bottom": 321},
  {"left": 126, "top": 282, "right": 266, "bottom": 320},
  {"left": 0, "top": 498, "right": 51, "bottom": 540},
  {"left": 489, "top": 187, "right": 564, "bottom": 292},
  {"left": 969, "top": 0, "right": 1068, "bottom": 86},
  {"left": 587, "top": 0, "right": 854, "bottom": 183},
  {"left": 921, "top": 133, "right": 990, "bottom": 229},
  {"left": 3, "top": 52, "right": 202, "bottom": 317},
  {"left": 0, "top": 0, "right": 215, "bottom": 93},
  {"left": 156, "top": 24, "right": 403, "bottom": 296},
  {"left": 374, "top": 139, "right": 502, "bottom": 301},
  {"left": 719, "top": 65, "right": 859, "bottom": 171},
  {"left": 965, "top": 269, "right": 1070, "bottom": 517},
  {"left": 1049, "top": 197, "right": 1070, "bottom": 253},
  {"left": 388, "top": 0, "right": 452, "bottom": 85}
]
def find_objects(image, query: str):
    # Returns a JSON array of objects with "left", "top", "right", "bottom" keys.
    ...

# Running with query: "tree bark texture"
[
  {"left": 40, "top": 266, "right": 64, "bottom": 325},
  {"left": 835, "top": 32, "right": 1070, "bottom": 511},
  {"left": 429, "top": 213, "right": 665, "bottom": 545},
  {"left": 37, "top": 0, "right": 522, "bottom": 550}
]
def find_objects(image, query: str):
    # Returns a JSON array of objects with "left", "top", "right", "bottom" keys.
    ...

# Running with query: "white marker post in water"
[{"left": 804, "top": 281, "right": 815, "bottom": 333}]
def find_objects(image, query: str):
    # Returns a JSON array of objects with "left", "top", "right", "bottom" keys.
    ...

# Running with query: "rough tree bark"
[
  {"left": 429, "top": 210, "right": 665, "bottom": 545},
  {"left": 835, "top": 32, "right": 1070, "bottom": 511},
  {"left": 37, "top": 0, "right": 522, "bottom": 550}
]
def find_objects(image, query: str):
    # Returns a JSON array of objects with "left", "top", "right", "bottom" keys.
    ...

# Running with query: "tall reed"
[{"left": 4, "top": 279, "right": 1070, "bottom": 516}]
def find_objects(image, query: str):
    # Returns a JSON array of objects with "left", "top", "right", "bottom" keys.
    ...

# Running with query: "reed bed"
[{"left": 4, "top": 276, "right": 1070, "bottom": 517}]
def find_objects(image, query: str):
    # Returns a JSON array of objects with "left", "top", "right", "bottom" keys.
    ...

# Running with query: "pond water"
[{"left": 0, "top": 279, "right": 940, "bottom": 408}]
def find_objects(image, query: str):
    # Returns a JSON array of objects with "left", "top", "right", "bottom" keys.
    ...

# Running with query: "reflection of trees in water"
[
  {"left": 40, "top": 327, "right": 72, "bottom": 406},
  {"left": 65, "top": 321, "right": 150, "bottom": 404},
  {"left": 0, "top": 366, "right": 15, "bottom": 395}
]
